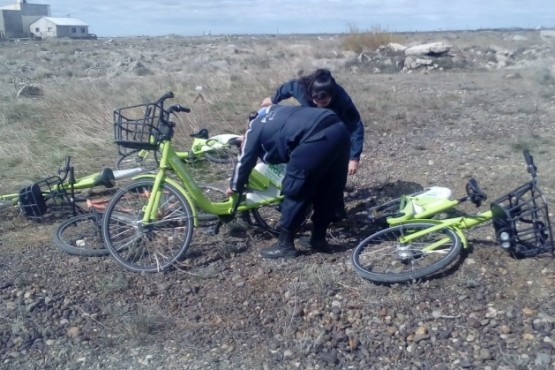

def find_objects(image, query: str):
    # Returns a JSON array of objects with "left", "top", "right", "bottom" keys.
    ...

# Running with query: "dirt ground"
[{"left": 1, "top": 29, "right": 555, "bottom": 369}]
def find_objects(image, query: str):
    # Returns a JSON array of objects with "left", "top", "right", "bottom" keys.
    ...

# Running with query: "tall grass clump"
[{"left": 341, "top": 24, "right": 399, "bottom": 53}]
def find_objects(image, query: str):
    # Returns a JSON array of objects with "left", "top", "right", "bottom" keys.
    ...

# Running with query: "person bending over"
[
  {"left": 226, "top": 105, "right": 350, "bottom": 259},
  {"left": 261, "top": 68, "right": 364, "bottom": 220}
]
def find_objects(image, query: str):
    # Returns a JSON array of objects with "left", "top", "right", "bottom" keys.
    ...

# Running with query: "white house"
[{"left": 30, "top": 16, "right": 91, "bottom": 39}]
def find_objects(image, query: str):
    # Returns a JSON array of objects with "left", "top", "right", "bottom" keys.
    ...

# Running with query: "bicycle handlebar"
[
  {"left": 57, "top": 156, "right": 74, "bottom": 184},
  {"left": 168, "top": 104, "right": 191, "bottom": 114},
  {"left": 155, "top": 92, "right": 191, "bottom": 114},
  {"left": 523, "top": 149, "right": 537, "bottom": 179},
  {"left": 154, "top": 92, "right": 191, "bottom": 131},
  {"left": 465, "top": 177, "right": 487, "bottom": 207},
  {"left": 157, "top": 91, "right": 174, "bottom": 105}
]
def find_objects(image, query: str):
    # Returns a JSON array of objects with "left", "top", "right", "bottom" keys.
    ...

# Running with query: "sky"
[{"left": 5, "top": 0, "right": 555, "bottom": 37}]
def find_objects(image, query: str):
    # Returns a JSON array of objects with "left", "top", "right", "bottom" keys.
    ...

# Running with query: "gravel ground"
[{"left": 2, "top": 31, "right": 555, "bottom": 369}]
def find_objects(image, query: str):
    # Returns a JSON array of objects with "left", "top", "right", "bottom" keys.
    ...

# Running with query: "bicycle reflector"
[{"left": 490, "top": 182, "right": 554, "bottom": 258}]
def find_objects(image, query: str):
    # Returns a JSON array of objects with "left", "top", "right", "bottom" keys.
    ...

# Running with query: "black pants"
[{"left": 278, "top": 122, "right": 350, "bottom": 232}]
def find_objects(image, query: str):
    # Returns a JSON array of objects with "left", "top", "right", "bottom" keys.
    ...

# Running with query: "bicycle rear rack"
[{"left": 491, "top": 181, "right": 554, "bottom": 258}]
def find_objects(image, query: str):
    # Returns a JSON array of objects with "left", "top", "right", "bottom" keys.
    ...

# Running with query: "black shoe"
[
  {"left": 309, "top": 238, "right": 333, "bottom": 254},
  {"left": 332, "top": 208, "right": 348, "bottom": 223},
  {"left": 260, "top": 242, "right": 298, "bottom": 259},
  {"left": 260, "top": 229, "right": 298, "bottom": 259}
]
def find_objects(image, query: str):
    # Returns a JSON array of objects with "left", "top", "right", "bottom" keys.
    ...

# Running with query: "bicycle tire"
[
  {"left": 352, "top": 222, "right": 462, "bottom": 284},
  {"left": 102, "top": 179, "right": 194, "bottom": 273},
  {"left": 53, "top": 212, "right": 109, "bottom": 257},
  {"left": 203, "top": 147, "right": 238, "bottom": 164},
  {"left": 116, "top": 150, "right": 159, "bottom": 171},
  {"left": 251, "top": 203, "right": 313, "bottom": 236},
  {"left": 197, "top": 185, "right": 225, "bottom": 225},
  {"left": 368, "top": 189, "right": 430, "bottom": 223}
]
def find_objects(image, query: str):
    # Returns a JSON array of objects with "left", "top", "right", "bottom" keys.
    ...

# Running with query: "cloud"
[{"left": 18, "top": 0, "right": 555, "bottom": 36}]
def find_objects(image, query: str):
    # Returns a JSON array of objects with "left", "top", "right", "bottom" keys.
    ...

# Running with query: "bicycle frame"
[
  {"left": 119, "top": 131, "right": 240, "bottom": 168},
  {"left": 387, "top": 189, "right": 457, "bottom": 225},
  {"left": 353, "top": 150, "right": 553, "bottom": 284},
  {"left": 0, "top": 193, "right": 18, "bottom": 209},
  {"left": 0, "top": 159, "right": 146, "bottom": 216},
  {"left": 397, "top": 211, "right": 494, "bottom": 250},
  {"left": 137, "top": 139, "right": 283, "bottom": 227},
  {"left": 373, "top": 150, "right": 552, "bottom": 256}
]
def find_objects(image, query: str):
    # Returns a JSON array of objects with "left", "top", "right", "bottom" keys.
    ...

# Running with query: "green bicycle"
[
  {"left": 0, "top": 156, "right": 144, "bottom": 220},
  {"left": 352, "top": 150, "right": 554, "bottom": 284},
  {"left": 114, "top": 100, "right": 241, "bottom": 171},
  {"left": 101, "top": 92, "right": 305, "bottom": 273}
]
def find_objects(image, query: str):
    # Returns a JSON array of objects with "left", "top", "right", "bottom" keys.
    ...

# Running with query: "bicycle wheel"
[
  {"left": 102, "top": 179, "right": 194, "bottom": 273},
  {"left": 368, "top": 197, "right": 405, "bottom": 223},
  {"left": 53, "top": 212, "right": 108, "bottom": 257},
  {"left": 251, "top": 203, "right": 313, "bottom": 236},
  {"left": 197, "top": 185, "right": 225, "bottom": 226},
  {"left": 352, "top": 222, "right": 462, "bottom": 284},
  {"left": 116, "top": 150, "right": 159, "bottom": 171},
  {"left": 187, "top": 154, "right": 236, "bottom": 194},
  {"left": 369, "top": 189, "right": 432, "bottom": 224},
  {"left": 203, "top": 147, "right": 239, "bottom": 164}
]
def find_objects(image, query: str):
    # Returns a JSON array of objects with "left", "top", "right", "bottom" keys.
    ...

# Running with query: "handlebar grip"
[
  {"left": 523, "top": 149, "right": 532, "bottom": 165},
  {"left": 466, "top": 177, "right": 487, "bottom": 207},
  {"left": 168, "top": 104, "right": 191, "bottom": 114},
  {"left": 523, "top": 150, "right": 537, "bottom": 175},
  {"left": 157, "top": 92, "right": 174, "bottom": 104}
]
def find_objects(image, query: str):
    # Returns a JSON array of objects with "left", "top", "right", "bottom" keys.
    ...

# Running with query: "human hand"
[
  {"left": 226, "top": 187, "right": 234, "bottom": 197},
  {"left": 348, "top": 160, "right": 359, "bottom": 176},
  {"left": 261, "top": 97, "right": 273, "bottom": 107}
]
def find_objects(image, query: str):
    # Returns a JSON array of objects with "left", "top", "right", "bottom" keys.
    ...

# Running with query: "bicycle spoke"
[
  {"left": 103, "top": 180, "right": 193, "bottom": 273},
  {"left": 352, "top": 222, "right": 462, "bottom": 283}
]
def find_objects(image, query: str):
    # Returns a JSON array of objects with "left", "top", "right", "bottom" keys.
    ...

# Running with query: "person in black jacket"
[
  {"left": 226, "top": 105, "right": 350, "bottom": 259},
  {"left": 261, "top": 69, "right": 364, "bottom": 220}
]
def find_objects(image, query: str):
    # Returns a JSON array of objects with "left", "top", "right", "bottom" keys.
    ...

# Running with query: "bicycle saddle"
[
  {"left": 466, "top": 177, "right": 487, "bottom": 207},
  {"left": 190, "top": 128, "right": 209, "bottom": 139},
  {"left": 92, "top": 168, "right": 116, "bottom": 189}
]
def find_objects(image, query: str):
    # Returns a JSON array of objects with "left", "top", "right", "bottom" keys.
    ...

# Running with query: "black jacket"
[
  {"left": 230, "top": 105, "right": 338, "bottom": 193},
  {"left": 271, "top": 78, "right": 364, "bottom": 160}
]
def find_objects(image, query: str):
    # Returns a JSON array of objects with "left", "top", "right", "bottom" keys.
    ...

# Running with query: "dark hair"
[{"left": 299, "top": 68, "right": 337, "bottom": 101}]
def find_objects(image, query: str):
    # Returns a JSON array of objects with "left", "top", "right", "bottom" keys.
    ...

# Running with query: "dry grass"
[
  {"left": 1, "top": 32, "right": 554, "bottom": 198},
  {"left": 0, "top": 36, "right": 340, "bottom": 191},
  {"left": 341, "top": 24, "right": 401, "bottom": 53}
]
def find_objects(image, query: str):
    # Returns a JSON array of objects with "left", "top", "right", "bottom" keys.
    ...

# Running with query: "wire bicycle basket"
[
  {"left": 491, "top": 181, "right": 554, "bottom": 258},
  {"left": 18, "top": 176, "right": 72, "bottom": 220},
  {"left": 113, "top": 102, "right": 163, "bottom": 155}
]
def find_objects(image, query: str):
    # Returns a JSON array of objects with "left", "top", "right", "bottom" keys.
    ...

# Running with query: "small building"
[
  {"left": 30, "top": 16, "right": 90, "bottom": 39},
  {"left": 0, "top": 0, "right": 50, "bottom": 38}
]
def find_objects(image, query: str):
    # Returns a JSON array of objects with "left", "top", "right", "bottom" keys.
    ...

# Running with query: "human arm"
[
  {"left": 346, "top": 121, "right": 363, "bottom": 175},
  {"left": 332, "top": 86, "right": 364, "bottom": 163},
  {"left": 261, "top": 79, "right": 307, "bottom": 107},
  {"left": 228, "top": 123, "right": 262, "bottom": 194},
  {"left": 349, "top": 119, "right": 364, "bottom": 162}
]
